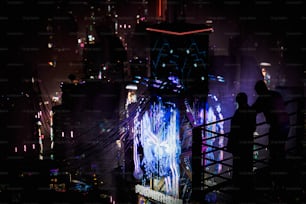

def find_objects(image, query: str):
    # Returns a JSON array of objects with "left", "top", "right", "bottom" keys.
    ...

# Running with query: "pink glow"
[{"left": 146, "top": 27, "right": 213, "bottom": 36}]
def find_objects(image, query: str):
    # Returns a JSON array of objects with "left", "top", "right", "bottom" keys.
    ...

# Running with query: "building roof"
[{"left": 146, "top": 22, "right": 213, "bottom": 36}]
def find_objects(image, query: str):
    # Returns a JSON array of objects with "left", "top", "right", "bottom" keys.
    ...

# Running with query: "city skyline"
[
  {"left": 0, "top": 1, "right": 304, "bottom": 203},
  {"left": 1, "top": 0, "right": 304, "bottom": 94}
]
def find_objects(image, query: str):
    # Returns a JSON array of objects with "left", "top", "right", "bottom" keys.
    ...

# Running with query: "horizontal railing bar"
[{"left": 195, "top": 97, "right": 301, "bottom": 196}]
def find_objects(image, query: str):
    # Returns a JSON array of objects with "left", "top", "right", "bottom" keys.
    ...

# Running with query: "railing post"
[
  {"left": 191, "top": 126, "right": 203, "bottom": 202},
  {"left": 296, "top": 98, "right": 304, "bottom": 156}
]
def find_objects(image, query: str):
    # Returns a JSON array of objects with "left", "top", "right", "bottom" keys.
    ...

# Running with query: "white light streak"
[{"left": 134, "top": 100, "right": 181, "bottom": 197}]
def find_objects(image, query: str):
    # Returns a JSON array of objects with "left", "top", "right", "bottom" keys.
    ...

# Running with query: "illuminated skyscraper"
[{"left": 126, "top": 1, "right": 214, "bottom": 202}]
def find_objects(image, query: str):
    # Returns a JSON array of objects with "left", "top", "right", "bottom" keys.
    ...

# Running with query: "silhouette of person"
[
  {"left": 227, "top": 92, "right": 256, "bottom": 202},
  {"left": 252, "top": 80, "right": 290, "bottom": 192}
]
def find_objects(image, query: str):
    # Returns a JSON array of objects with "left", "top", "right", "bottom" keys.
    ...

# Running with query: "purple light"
[{"left": 133, "top": 99, "right": 181, "bottom": 197}]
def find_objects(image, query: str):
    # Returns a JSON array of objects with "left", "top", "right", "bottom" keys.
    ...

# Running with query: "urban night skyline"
[{"left": 0, "top": 0, "right": 305, "bottom": 203}]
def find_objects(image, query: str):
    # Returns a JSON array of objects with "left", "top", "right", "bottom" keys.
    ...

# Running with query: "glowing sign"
[
  {"left": 135, "top": 185, "right": 183, "bottom": 204},
  {"left": 133, "top": 98, "right": 181, "bottom": 198}
]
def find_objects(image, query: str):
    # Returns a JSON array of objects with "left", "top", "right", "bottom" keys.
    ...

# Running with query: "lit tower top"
[
  {"left": 146, "top": 23, "right": 213, "bottom": 36},
  {"left": 145, "top": 7, "right": 213, "bottom": 96}
]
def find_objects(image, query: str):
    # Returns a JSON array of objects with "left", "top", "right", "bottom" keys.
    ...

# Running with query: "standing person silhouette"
[
  {"left": 227, "top": 92, "right": 256, "bottom": 202},
  {"left": 252, "top": 80, "right": 290, "bottom": 194}
]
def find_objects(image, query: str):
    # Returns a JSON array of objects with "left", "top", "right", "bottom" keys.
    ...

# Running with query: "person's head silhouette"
[
  {"left": 255, "top": 80, "right": 269, "bottom": 95},
  {"left": 236, "top": 92, "right": 248, "bottom": 107}
]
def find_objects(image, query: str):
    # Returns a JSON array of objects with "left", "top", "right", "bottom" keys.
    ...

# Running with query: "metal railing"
[{"left": 193, "top": 97, "right": 304, "bottom": 195}]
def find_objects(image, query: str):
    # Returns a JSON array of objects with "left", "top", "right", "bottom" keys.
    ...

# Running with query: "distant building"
[
  {"left": 52, "top": 79, "right": 124, "bottom": 193},
  {"left": 82, "top": 22, "right": 127, "bottom": 81}
]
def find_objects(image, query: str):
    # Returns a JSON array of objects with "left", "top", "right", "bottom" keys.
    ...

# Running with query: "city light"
[
  {"left": 133, "top": 98, "right": 181, "bottom": 198},
  {"left": 1, "top": 1, "right": 303, "bottom": 203}
]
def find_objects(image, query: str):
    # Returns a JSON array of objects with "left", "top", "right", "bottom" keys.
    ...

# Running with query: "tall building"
[
  {"left": 82, "top": 22, "right": 127, "bottom": 81},
  {"left": 122, "top": 1, "right": 217, "bottom": 203},
  {"left": 52, "top": 79, "right": 124, "bottom": 193}
]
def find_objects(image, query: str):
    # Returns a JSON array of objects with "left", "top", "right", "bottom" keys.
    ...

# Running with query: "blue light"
[{"left": 133, "top": 98, "right": 181, "bottom": 197}]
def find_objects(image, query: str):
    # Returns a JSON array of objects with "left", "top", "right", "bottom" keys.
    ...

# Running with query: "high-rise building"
[
  {"left": 52, "top": 79, "right": 124, "bottom": 192},
  {"left": 82, "top": 22, "right": 127, "bottom": 81},
  {"left": 123, "top": 1, "right": 214, "bottom": 203}
]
